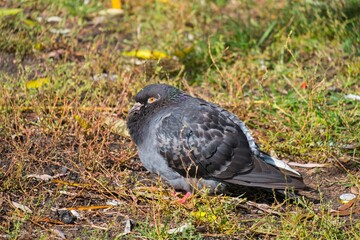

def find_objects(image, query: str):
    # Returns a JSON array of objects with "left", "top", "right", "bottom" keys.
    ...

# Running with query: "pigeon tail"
[
  {"left": 223, "top": 155, "right": 306, "bottom": 190},
  {"left": 259, "top": 151, "right": 301, "bottom": 178}
]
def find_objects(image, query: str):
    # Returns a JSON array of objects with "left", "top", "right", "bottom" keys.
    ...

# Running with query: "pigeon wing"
[{"left": 155, "top": 102, "right": 255, "bottom": 180}]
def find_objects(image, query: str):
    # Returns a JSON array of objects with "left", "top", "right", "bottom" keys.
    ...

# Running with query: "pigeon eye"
[{"left": 147, "top": 97, "right": 158, "bottom": 104}]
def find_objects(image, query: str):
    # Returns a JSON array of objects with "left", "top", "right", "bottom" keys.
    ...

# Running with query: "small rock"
[
  {"left": 60, "top": 166, "right": 68, "bottom": 174},
  {"left": 123, "top": 219, "right": 134, "bottom": 234},
  {"left": 58, "top": 210, "right": 76, "bottom": 224}
]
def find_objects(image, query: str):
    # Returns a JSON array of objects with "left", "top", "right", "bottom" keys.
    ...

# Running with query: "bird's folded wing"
[{"left": 155, "top": 102, "right": 255, "bottom": 180}]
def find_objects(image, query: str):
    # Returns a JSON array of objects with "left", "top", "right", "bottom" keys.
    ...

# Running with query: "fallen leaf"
[
  {"left": 70, "top": 210, "right": 81, "bottom": 219},
  {"left": 90, "top": 224, "right": 108, "bottom": 230},
  {"left": 344, "top": 94, "right": 360, "bottom": 101},
  {"left": 341, "top": 143, "right": 358, "bottom": 150},
  {"left": 12, "top": 201, "right": 33, "bottom": 213},
  {"left": 46, "top": 49, "right": 66, "bottom": 58},
  {"left": 74, "top": 115, "right": 90, "bottom": 130},
  {"left": 331, "top": 196, "right": 360, "bottom": 216},
  {"left": 92, "top": 73, "right": 118, "bottom": 81},
  {"left": 173, "top": 46, "right": 194, "bottom": 58},
  {"left": 338, "top": 155, "right": 352, "bottom": 163},
  {"left": 331, "top": 206, "right": 360, "bottom": 216},
  {"left": 92, "top": 16, "right": 106, "bottom": 25},
  {"left": 287, "top": 162, "right": 329, "bottom": 168},
  {"left": 26, "top": 78, "right": 50, "bottom": 89},
  {"left": 49, "top": 28, "right": 71, "bottom": 34},
  {"left": 66, "top": 205, "right": 112, "bottom": 211},
  {"left": 59, "top": 190, "right": 77, "bottom": 196},
  {"left": 115, "top": 217, "right": 134, "bottom": 237},
  {"left": 122, "top": 50, "right": 169, "bottom": 60},
  {"left": 351, "top": 186, "right": 359, "bottom": 195},
  {"left": 46, "top": 16, "right": 62, "bottom": 23},
  {"left": 300, "top": 81, "right": 308, "bottom": 89},
  {"left": 106, "top": 199, "right": 122, "bottom": 206},
  {"left": 0, "top": 8, "right": 22, "bottom": 16},
  {"left": 23, "top": 19, "right": 38, "bottom": 27},
  {"left": 246, "top": 201, "right": 281, "bottom": 216},
  {"left": 51, "top": 179, "right": 91, "bottom": 187},
  {"left": 123, "top": 219, "right": 133, "bottom": 234},
  {"left": 104, "top": 117, "right": 129, "bottom": 137},
  {"left": 33, "top": 43, "right": 43, "bottom": 51},
  {"left": 27, "top": 173, "right": 67, "bottom": 181},
  {"left": 98, "top": 8, "right": 123, "bottom": 16},
  {"left": 111, "top": 0, "right": 122, "bottom": 9},
  {"left": 338, "top": 198, "right": 357, "bottom": 211},
  {"left": 50, "top": 229, "right": 66, "bottom": 239}
]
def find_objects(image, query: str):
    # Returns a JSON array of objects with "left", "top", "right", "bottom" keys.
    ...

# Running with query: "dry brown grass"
[{"left": 0, "top": 0, "right": 359, "bottom": 239}]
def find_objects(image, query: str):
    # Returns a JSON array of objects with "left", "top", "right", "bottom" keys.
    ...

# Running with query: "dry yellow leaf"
[
  {"left": 26, "top": 78, "right": 50, "bottom": 89},
  {"left": 67, "top": 205, "right": 112, "bottom": 211},
  {"left": 111, "top": 0, "right": 122, "bottom": 9},
  {"left": 122, "top": 50, "right": 169, "bottom": 60},
  {"left": 174, "top": 46, "right": 193, "bottom": 58},
  {"left": 104, "top": 117, "right": 129, "bottom": 137},
  {"left": 23, "top": 19, "right": 38, "bottom": 27},
  {"left": 74, "top": 115, "right": 90, "bottom": 130},
  {"left": 98, "top": 8, "right": 123, "bottom": 16},
  {"left": 0, "top": 8, "right": 22, "bottom": 16},
  {"left": 51, "top": 179, "right": 91, "bottom": 188}
]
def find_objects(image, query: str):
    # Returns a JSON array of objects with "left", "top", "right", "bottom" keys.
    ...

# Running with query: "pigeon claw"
[{"left": 177, "top": 192, "right": 192, "bottom": 204}]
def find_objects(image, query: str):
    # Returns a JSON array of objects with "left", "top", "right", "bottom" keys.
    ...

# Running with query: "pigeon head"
[
  {"left": 127, "top": 84, "right": 183, "bottom": 144},
  {"left": 135, "top": 84, "right": 182, "bottom": 105},
  {"left": 129, "top": 84, "right": 182, "bottom": 114}
]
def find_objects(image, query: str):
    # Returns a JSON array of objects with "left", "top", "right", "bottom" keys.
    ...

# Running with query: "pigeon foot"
[{"left": 177, "top": 192, "right": 192, "bottom": 204}]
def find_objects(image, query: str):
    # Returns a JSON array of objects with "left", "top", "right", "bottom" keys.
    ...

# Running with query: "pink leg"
[{"left": 177, "top": 192, "right": 192, "bottom": 204}]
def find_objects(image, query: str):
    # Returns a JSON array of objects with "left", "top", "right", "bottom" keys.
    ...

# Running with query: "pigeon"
[{"left": 127, "top": 84, "right": 306, "bottom": 200}]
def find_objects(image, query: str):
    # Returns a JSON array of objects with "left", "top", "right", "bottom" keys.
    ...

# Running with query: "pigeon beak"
[{"left": 130, "top": 102, "right": 143, "bottom": 113}]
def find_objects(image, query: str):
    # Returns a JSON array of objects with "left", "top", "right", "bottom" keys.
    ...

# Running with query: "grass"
[{"left": 0, "top": 0, "right": 359, "bottom": 239}]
